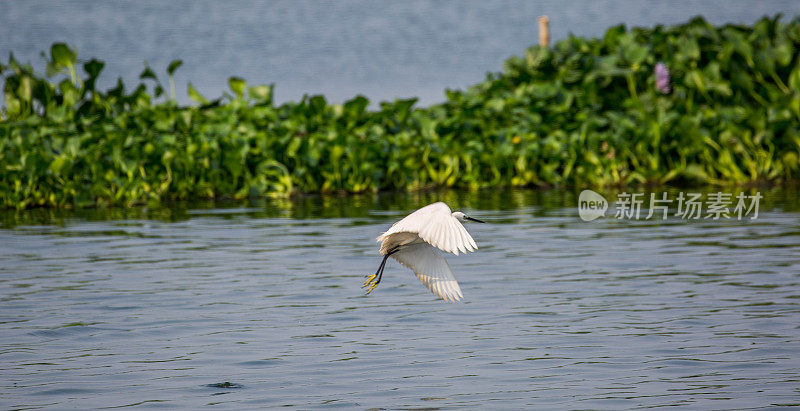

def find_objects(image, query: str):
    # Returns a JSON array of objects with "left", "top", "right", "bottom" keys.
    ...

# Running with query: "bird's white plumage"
[
  {"left": 390, "top": 243, "right": 463, "bottom": 302},
  {"left": 372, "top": 202, "right": 479, "bottom": 301},
  {"left": 377, "top": 202, "right": 477, "bottom": 256}
]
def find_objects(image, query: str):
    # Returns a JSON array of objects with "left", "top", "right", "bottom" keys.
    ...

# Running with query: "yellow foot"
[{"left": 362, "top": 274, "right": 379, "bottom": 294}]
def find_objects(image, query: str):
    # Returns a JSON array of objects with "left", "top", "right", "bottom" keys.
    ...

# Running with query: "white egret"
[{"left": 363, "top": 202, "right": 484, "bottom": 301}]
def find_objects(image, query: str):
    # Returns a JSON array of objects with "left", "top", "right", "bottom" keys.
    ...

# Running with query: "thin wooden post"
[{"left": 538, "top": 15, "right": 550, "bottom": 47}]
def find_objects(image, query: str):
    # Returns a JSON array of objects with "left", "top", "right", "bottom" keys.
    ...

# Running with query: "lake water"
[
  {"left": 3, "top": 1, "right": 800, "bottom": 106},
  {"left": 1, "top": 188, "right": 799, "bottom": 408}
]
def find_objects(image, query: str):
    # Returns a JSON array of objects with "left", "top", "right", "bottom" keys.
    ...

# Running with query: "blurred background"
[{"left": 3, "top": 0, "right": 800, "bottom": 106}]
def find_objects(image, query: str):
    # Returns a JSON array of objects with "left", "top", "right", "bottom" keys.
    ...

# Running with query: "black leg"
[
  {"left": 373, "top": 254, "right": 389, "bottom": 285},
  {"left": 363, "top": 246, "right": 400, "bottom": 294},
  {"left": 368, "top": 254, "right": 390, "bottom": 283},
  {"left": 375, "top": 247, "right": 400, "bottom": 285}
]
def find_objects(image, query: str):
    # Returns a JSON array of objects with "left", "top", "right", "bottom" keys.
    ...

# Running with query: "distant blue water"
[{"left": 2, "top": 0, "right": 799, "bottom": 105}]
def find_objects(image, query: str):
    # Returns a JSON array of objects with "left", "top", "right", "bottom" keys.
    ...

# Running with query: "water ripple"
[{"left": 1, "top": 190, "right": 799, "bottom": 408}]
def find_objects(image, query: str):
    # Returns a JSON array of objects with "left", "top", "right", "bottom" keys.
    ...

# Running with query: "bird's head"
[{"left": 453, "top": 211, "right": 485, "bottom": 223}]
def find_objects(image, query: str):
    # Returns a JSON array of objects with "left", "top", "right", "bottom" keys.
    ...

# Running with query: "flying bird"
[{"left": 363, "top": 202, "right": 484, "bottom": 301}]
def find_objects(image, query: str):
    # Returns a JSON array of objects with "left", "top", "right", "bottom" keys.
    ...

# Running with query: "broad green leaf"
[
  {"left": 228, "top": 76, "right": 246, "bottom": 99},
  {"left": 83, "top": 59, "right": 104, "bottom": 79},
  {"left": 788, "top": 67, "right": 800, "bottom": 92},
  {"left": 187, "top": 83, "right": 208, "bottom": 104},
  {"left": 50, "top": 43, "right": 76, "bottom": 68},
  {"left": 167, "top": 59, "right": 183, "bottom": 76},
  {"left": 248, "top": 84, "right": 273, "bottom": 104},
  {"left": 139, "top": 65, "right": 157, "bottom": 81},
  {"left": 343, "top": 95, "right": 369, "bottom": 115}
]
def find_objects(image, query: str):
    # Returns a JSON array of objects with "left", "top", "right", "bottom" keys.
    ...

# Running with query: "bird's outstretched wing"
[
  {"left": 378, "top": 202, "right": 477, "bottom": 255},
  {"left": 391, "top": 243, "right": 463, "bottom": 302}
]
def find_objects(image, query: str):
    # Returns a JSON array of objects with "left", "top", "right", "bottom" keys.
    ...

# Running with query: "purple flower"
[{"left": 655, "top": 62, "right": 671, "bottom": 94}]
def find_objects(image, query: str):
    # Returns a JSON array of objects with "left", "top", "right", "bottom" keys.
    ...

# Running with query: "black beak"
[{"left": 465, "top": 216, "right": 485, "bottom": 223}]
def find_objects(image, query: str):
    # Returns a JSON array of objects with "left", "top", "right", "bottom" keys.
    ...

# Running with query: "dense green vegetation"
[{"left": 2, "top": 16, "right": 799, "bottom": 208}]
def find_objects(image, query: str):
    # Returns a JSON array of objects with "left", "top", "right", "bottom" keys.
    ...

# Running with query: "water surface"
[
  {"left": 1, "top": 188, "right": 799, "bottom": 408},
  {"left": 3, "top": 1, "right": 800, "bottom": 105}
]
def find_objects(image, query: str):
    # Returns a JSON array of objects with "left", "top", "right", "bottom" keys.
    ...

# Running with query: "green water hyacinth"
[{"left": 2, "top": 15, "right": 800, "bottom": 209}]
